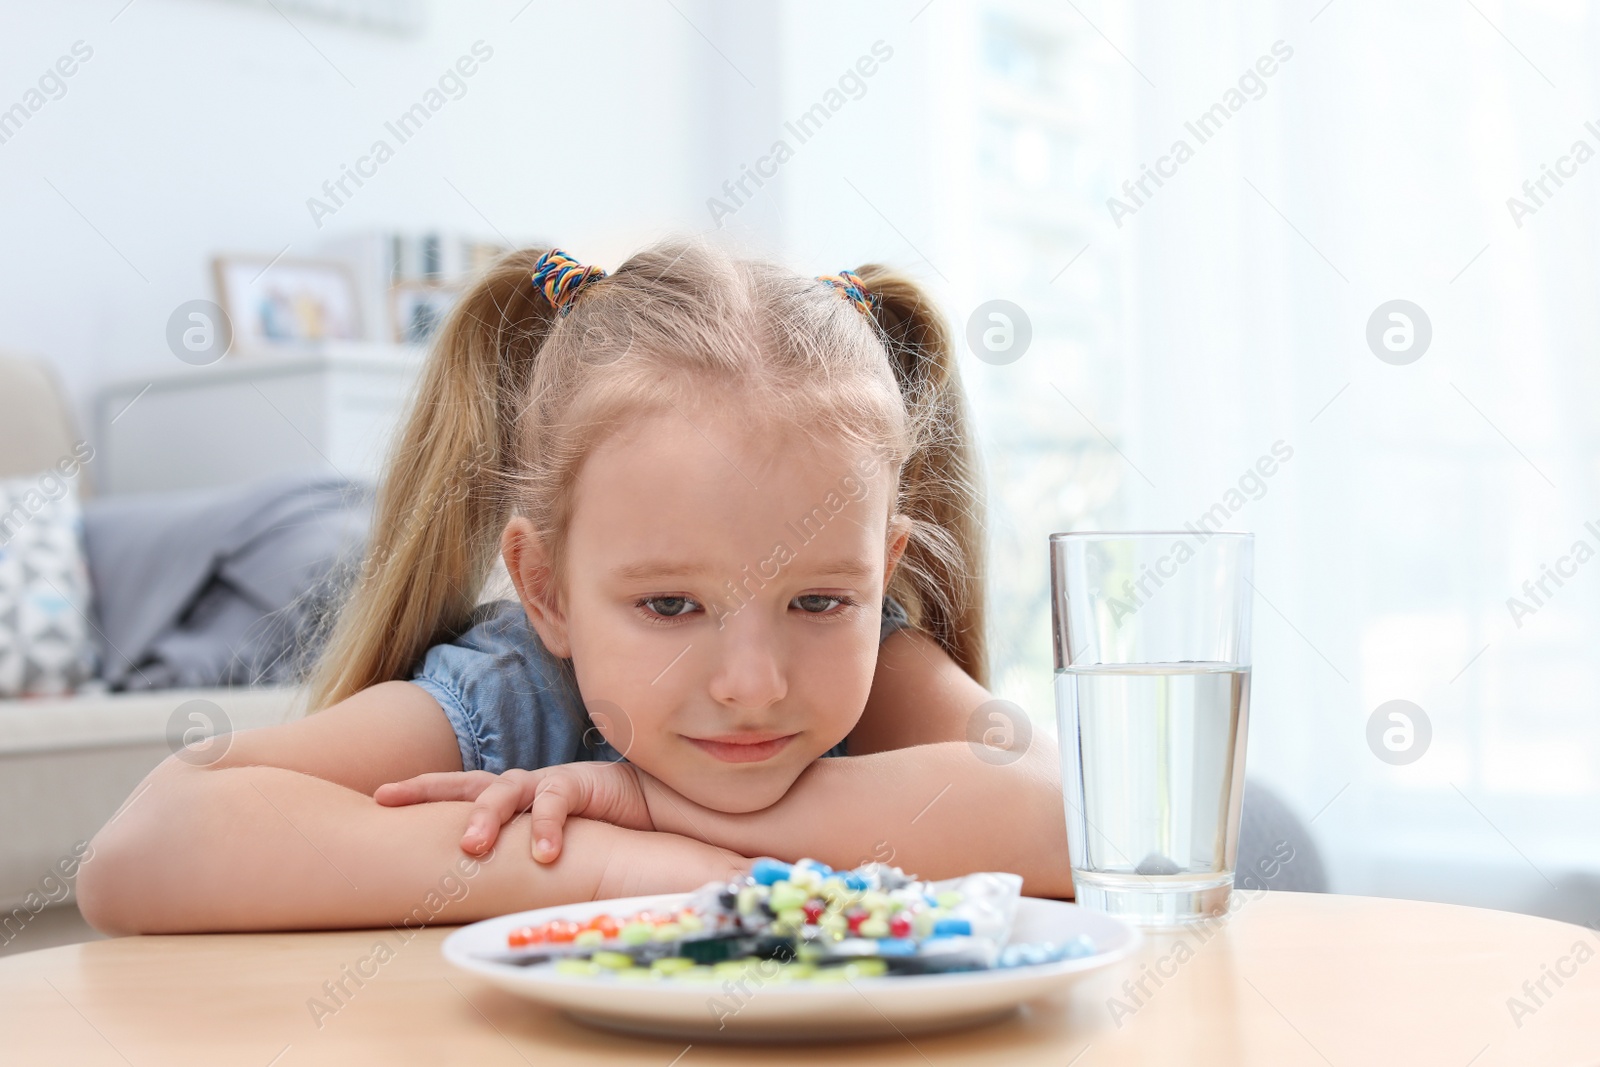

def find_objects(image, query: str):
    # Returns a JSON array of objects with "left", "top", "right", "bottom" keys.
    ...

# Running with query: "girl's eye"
[
  {"left": 792, "top": 594, "right": 845, "bottom": 614},
  {"left": 640, "top": 596, "right": 699, "bottom": 618}
]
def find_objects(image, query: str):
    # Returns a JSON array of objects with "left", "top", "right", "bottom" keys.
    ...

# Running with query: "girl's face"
[{"left": 506, "top": 402, "right": 905, "bottom": 813}]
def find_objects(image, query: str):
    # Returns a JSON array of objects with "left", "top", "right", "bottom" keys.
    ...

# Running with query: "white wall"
[{"left": 0, "top": 0, "right": 712, "bottom": 428}]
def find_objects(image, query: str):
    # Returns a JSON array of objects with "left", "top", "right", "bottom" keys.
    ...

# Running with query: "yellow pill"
[
  {"left": 574, "top": 929, "right": 604, "bottom": 947},
  {"left": 592, "top": 951, "right": 634, "bottom": 970},
  {"left": 619, "top": 923, "right": 654, "bottom": 944}
]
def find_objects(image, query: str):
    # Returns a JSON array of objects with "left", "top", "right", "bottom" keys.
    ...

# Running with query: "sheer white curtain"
[
  {"left": 774, "top": 0, "right": 1599, "bottom": 920},
  {"left": 1106, "top": 1, "right": 1600, "bottom": 921}
]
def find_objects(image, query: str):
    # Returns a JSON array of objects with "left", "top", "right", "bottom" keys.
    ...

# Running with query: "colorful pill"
[
  {"left": 507, "top": 925, "right": 543, "bottom": 947},
  {"left": 750, "top": 858, "right": 793, "bottom": 885},
  {"left": 874, "top": 938, "right": 918, "bottom": 957},
  {"left": 736, "top": 886, "right": 762, "bottom": 915},
  {"left": 583, "top": 914, "right": 620, "bottom": 937},
  {"left": 768, "top": 883, "right": 808, "bottom": 913}
]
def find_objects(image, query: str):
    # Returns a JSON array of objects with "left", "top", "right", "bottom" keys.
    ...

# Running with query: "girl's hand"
[{"left": 374, "top": 762, "right": 653, "bottom": 862}]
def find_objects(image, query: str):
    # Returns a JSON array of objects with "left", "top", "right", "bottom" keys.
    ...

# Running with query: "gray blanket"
[{"left": 82, "top": 471, "right": 372, "bottom": 691}]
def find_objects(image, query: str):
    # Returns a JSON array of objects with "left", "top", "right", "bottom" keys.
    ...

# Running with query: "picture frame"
[
  {"left": 212, "top": 255, "right": 365, "bottom": 351},
  {"left": 390, "top": 281, "right": 461, "bottom": 345}
]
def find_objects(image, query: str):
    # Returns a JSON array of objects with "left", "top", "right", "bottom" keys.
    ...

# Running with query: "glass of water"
[{"left": 1050, "top": 531, "right": 1254, "bottom": 926}]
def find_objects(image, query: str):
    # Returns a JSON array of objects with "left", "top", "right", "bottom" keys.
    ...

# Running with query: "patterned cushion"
[{"left": 0, "top": 474, "right": 97, "bottom": 697}]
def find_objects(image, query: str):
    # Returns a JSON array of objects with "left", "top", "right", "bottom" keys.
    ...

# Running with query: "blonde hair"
[{"left": 306, "top": 236, "right": 987, "bottom": 710}]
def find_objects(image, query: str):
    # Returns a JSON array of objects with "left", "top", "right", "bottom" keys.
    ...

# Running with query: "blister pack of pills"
[{"left": 493, "top": 857, "right": 1097, "bottom": 981}]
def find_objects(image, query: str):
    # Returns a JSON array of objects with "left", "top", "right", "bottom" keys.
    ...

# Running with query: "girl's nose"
[{"left": 706, "top": 614, "right": 787, "bottom": 712}]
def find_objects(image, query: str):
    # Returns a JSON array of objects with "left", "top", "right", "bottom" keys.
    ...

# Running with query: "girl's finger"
[
  {"left": 461, "top": 774, "right": 540, "bottom": 855},
  {"left": 528, "top": 777, "right": 582, "bottom": 863},
  {"left": 374, "top": 770, "right": 499, "bottom": 806}
]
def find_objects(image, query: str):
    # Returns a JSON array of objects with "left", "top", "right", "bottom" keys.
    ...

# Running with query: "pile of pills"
[
  {"left": 507, "top": 905, "right": 707, "bottom": 950},
  {"left": 720, "top": 857, "right": 988, "bottom": 942},
  {"left": 494, "top": 858, "right": 1098, "bottom": 981}
]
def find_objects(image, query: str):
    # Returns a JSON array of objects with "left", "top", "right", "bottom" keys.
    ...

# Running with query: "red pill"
[
  {"left": 802, "top": 901, "right": 825, "bottom": 925},
  {"left": 507, "top": 925, "right": 543, "bottom": 947},
  {"left": 889, "top": 915, "right": 912, "bottom": 939},
  {"left": 545, "top": 920, "right": 581, "bottom": 943},
  {"left": 584, "top": 914, "right": 620, "bottom": 937},
  {"left": 847, "top": 910, "right": 867, "bottom": 934}
]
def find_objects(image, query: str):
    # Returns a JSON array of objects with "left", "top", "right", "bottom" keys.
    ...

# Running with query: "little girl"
[{"left": 78, "top": 238, "right": 1072, "bottom": 934}]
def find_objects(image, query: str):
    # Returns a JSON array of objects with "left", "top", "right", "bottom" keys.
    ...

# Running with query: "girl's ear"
[
  {"left": 883, "top": 514, "right": 912, "bottom": 591},
  {"left": 501, "top": 517, "right": 572, "bottom": 658}
]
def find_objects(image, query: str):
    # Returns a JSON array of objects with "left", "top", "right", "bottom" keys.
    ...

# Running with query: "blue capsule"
[
  {"left": 842, "top": 872, "right": 869, "bottom": 890},
  {"left": 873, "top": 938, "right": 919, "bottom": 957},
  {"left": 931, "top": 918, "right": 972, "bottom": 937},
  {"left": 750, "top": 858, "right": 793, "bottom": 886}
]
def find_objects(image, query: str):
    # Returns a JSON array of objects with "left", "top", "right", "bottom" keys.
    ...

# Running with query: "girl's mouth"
[{"left": 683, "top": 732, "right": 797, "bottom": 763}]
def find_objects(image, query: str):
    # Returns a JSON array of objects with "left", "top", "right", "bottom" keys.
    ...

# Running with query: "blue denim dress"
[{"left": 411, "top": 596, "right": 911, "bottom": 774}]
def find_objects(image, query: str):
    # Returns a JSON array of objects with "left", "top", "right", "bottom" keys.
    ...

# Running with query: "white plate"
[{"left": 443, "top": 892, "right": 1141, "bottom": 1042}]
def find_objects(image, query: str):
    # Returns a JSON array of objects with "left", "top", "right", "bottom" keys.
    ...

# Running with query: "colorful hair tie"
[
  {"left": 532, "top": 248, "right": 608, "bottom": 315},
  {"left": 817, "top": 269, "right": 879, "bottom": 318}
]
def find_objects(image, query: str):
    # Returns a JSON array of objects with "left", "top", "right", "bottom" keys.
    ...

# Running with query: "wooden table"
[{"left": 3, "top": 892, "right": 1596, "bottom": 1065}]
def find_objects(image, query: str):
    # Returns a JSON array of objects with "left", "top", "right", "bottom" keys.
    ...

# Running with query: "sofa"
[{"left": 0, "top": 352, "right": 304, "bottom": 935}]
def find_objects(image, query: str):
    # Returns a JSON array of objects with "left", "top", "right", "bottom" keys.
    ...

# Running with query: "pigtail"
[
  {"left": 305, "top": 249, "right": 562, "bottom": 710},
  {"left": 852, "top": 264, "right": 990, "bottom": 687}
]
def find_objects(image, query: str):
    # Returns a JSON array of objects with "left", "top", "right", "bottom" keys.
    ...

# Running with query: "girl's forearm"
[
  {"left": 644, "top": 742, "right": 1075, "bottom": 898},
  {"left": 78, "top": 760, "right": 745, "bottom": 935}
]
